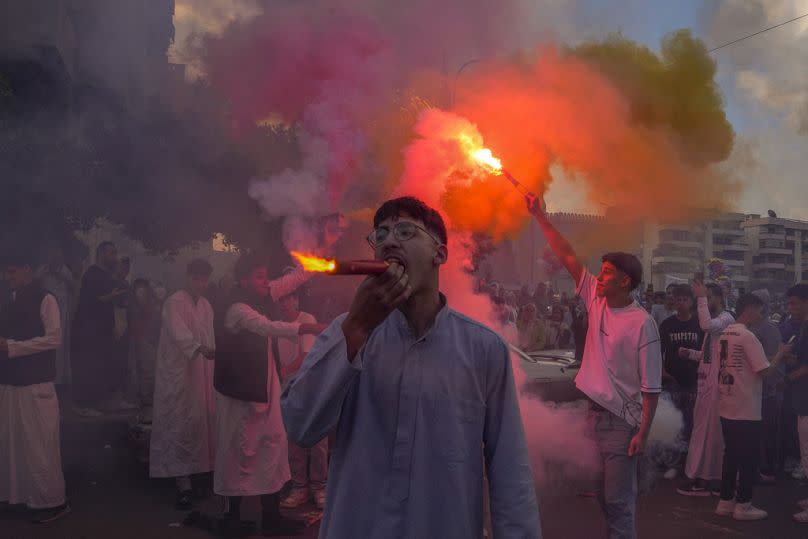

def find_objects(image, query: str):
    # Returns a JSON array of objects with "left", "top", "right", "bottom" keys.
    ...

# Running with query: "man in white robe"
[
  {"left": 0, "top": 251, "right": 69, "bottom": 523},
  {"left": 35, "top": 245, "right": 77, "bottom": 385},
  {"left": 677, "top": 281, "right": 735, "bottom": 496},
  {"left": 150, "top": 259, "right": 217, "bottom": 509},
  {"left": 213, "top": 254, "right": 320, "bottom": 538}
]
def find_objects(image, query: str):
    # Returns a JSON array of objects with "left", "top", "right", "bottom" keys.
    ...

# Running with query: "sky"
[{"left": 169, "top": 0, "right": 808, "bottom": 220}]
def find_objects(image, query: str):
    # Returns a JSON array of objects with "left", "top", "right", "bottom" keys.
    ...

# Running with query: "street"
[{"left": 3, "top": 408, "right": 808, "bottom": 539}]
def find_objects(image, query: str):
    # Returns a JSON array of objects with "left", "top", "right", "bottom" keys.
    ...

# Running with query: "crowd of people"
[
  {"left": 480, "top": 280, "right": 587, "bottom": 359},
  {"left": 3, "top": 194, "right": 808, "bottom": 538}
]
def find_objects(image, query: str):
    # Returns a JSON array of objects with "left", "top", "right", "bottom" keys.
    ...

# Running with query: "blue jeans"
[{"left": 589, "top": 409, "right": 639, "bottom": 539}]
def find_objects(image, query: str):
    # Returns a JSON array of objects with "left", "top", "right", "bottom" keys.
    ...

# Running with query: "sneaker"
[
  {"left": 312, "top": 489, "right": 326, "bottom": 510},
  {"left": 280, "top": 488, "right": 309, "bottom": 509},
  {"left": 118, "top": 399, "right": 138, "bottom": 410},
  {"left": 759, "top": 472, "right": 776, "bottom": 484},
  {"left": 715, "top": 499, "right": 736, "bottom": 516},
  {"left": 217, "top": 516, "right": 256, "bottom": 538},
  {"left": 676, "top": 481, "right": 711, "bottom": 497},
  {"left": 733, "top": 502, "right": 768, "bottom": 521},
  {"left": 711, "top": 487, "right": 722, "bottom": 497},
  {"left": 175, "top": 489, "right": 193, "bottom": 510},
  {"left": 261, "top": 516, "right": 305, "bottom": 537},
  {"left": 31, "top": 502, "right": 70, "bottom": 523},
  {"left": 663, "top": 468, "right": 678, "bottom": 480},
  {"left": 797, "top": 498, "right": 808, "bottom": 510},
  {"left": 794, "top": 509, "right": 808, "bottom": 523},
  {"left": 793, "top": 467, "right": 806, "bottom": 480},
  {"left": 75, "top": 407, "right": 104, "bottom": 417}
]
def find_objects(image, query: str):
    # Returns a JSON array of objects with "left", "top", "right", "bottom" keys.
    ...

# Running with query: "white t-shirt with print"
[
  {"left": 713, "top": 323, "right": 769, "bottom": 421},
  {"left": 277, "top": 311, "right": 317, "bottom": 372},
  {"left": 575, "top": 271, "right": 663, "bottom": 427}
]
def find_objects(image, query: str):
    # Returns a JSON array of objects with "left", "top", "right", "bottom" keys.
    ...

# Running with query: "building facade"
[{"left": 742, "top": 215, "right": 808, "bottom": 293}]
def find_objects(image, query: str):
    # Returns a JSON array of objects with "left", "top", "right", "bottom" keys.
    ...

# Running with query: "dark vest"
[
  {"left": 0, "top": 284, "right": 56, "bottom": 386},
  {"left": 214, "top": 289, "right": 281, "bottom": 403}
]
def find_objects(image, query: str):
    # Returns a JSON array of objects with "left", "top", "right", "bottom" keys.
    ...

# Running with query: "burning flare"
[
  {"left": 291, "top": 251, "right": 336, "bottom": 273},
  {"left": 291, "top": 251, "right": 389, "bottom": 275},
  {"left": 471, "top": 148, "right": 503, "bottom": 175}
]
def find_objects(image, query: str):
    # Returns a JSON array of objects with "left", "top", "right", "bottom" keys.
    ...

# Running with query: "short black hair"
[
  {"left": 787, "top": 283, "right": 808, "bottom": 301},
  {"left": 672, "top": 284, "right": 694, "bottom": 299},
  {"left": 1, "top": 247, "right": 36, "bottom": 269},
  {"left": 132, "top": 278, "right": 151, "bottom": 289},
  {"left": 736, "top": 293, "right": 764, "bottom": 316},
  {"left": 601, "top": 252, "right": 642, "bottom": 291},
  {"left": 373, "top": 196, "right": 448, "bottom": 245},
  {"left": 233, "top": 253, "right": 267, "bottom": 281},
  {"left": 706, "top": 283, "right": 724, "bottom": 298},
  {"left": 96, "top": 241, "right": 116, "bottom": 259},
  {"left": 187, "top": 258, "right": 213, "bottom": 277}
]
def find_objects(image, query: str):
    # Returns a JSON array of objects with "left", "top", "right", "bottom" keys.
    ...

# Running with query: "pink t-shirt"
[
  {"left": 714, "top": 323, "right": 770, "bottom": 421},
  {"left": 575, "top": 271, "right": 663, "bottom": 427}
]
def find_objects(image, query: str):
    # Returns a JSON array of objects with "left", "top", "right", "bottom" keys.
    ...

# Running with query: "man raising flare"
[
  {"left": 0, "top": 250, "right": 69, "bottom": 522},
  {"left": 677, "top": 282, "right": 735, "bottom": 496},
  {"left": 149, "top": 259, "right": 217, "bottom": 509},
  {"left": 283, "top": 197, "right": 541, "bottom": 539},
  {"left": 526, "top": 195, "right": 661, "bottom": 539}
]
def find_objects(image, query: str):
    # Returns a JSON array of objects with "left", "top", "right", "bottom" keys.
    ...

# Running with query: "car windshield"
[{"left": 510, "top": 345, "right": 578, "bottom": 366}]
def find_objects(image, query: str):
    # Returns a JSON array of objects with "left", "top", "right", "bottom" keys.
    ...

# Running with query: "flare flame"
[{"left": 290, "top": 251, "right": 337, "bottom": 273}]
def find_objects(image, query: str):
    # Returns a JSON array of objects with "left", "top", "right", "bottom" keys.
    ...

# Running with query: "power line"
[{"left": 708, "top": 12, "right": 808, "bottom": 53}]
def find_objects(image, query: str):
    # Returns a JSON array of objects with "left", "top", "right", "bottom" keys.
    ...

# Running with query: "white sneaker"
[
  {"left": 118, "top": 399, "right": 138, "bottom": 410},
  {"left": 794, "top": 509, "right": 808, "bottom": 523},
  {"left": 663, "top": 468, "right": 678, "bottom": 480},
  {"left": 280, "top": 488, "right": 309, "bottom": 509},
  {"left": 75, "top": 407, "right": 103, "bottom": 417},
  {"left": 715, "top": 499, "right": 736, "bottom": 516},
  {"left": 732, "top": 502, "right": 768, "bottom": 521}
]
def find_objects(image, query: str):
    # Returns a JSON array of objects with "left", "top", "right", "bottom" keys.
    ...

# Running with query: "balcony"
[
  {"left": 662, "top": 239, "right": 703, "bottom": 249},
  {"left": 659, "top": 224, "right": 700, "bottom": 234},
  {"left": 713, "top": 228, "right": 745, "bottom": 236},
  {"left": 714, "top": 243, "right": 748, "bottom": 252},
  {"left": 652, "top": 256, "right": 693, "bottom": 264},
  {"left": 758, "top": 232, "right": 785, "bottom": 240},
  {"left": 753, "top": 262, "right": 786, "bottom": 270},
  {"left": 758, "top": 247, "right": 792, "bottom": 255},
  {"left": 724, "top": 259, "right": 745, "bottom": 267}
]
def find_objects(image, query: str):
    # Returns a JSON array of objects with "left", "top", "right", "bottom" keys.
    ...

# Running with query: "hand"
[
  {"left": 628, "top": 432, "right": 648, "bottom": 456},
  {"left": 678, "top": 347, "right": 691, "bottom": 360},
  {"left": 691, "top": 280, "right": 707, "bottom": 298},
  {"left": 197, "top": 345, "right": 215, "bottom": 359},
  {"left": 525, "top": 193, "right": 546, "bottom": 217},
  {"left": 778, "top": 341, "right": 794, "bottom": 358},
  {"left": 299, "top": 323, "right": 327, "bottom": 335},
  {"left": 342, "top": 263, "right": 411, "bottom": 354}
]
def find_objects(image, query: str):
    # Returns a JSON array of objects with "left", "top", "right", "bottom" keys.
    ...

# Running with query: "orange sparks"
[{"left": 290, "top": 251, "right": 336, "bottom": 273}]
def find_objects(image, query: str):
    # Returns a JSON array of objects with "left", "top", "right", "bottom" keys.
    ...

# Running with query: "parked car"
[{"left": 512, "top": 346, "right": 584, "bottom": 403}]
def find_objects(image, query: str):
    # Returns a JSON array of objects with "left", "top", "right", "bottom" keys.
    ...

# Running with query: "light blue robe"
[{"left": 282, "top": 298, "right": 541, "bottom": 539}]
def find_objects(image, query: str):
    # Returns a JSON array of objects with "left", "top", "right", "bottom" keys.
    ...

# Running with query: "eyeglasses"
[{"left": 367, "top": 221, "right": 442, "bottom": 248}]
